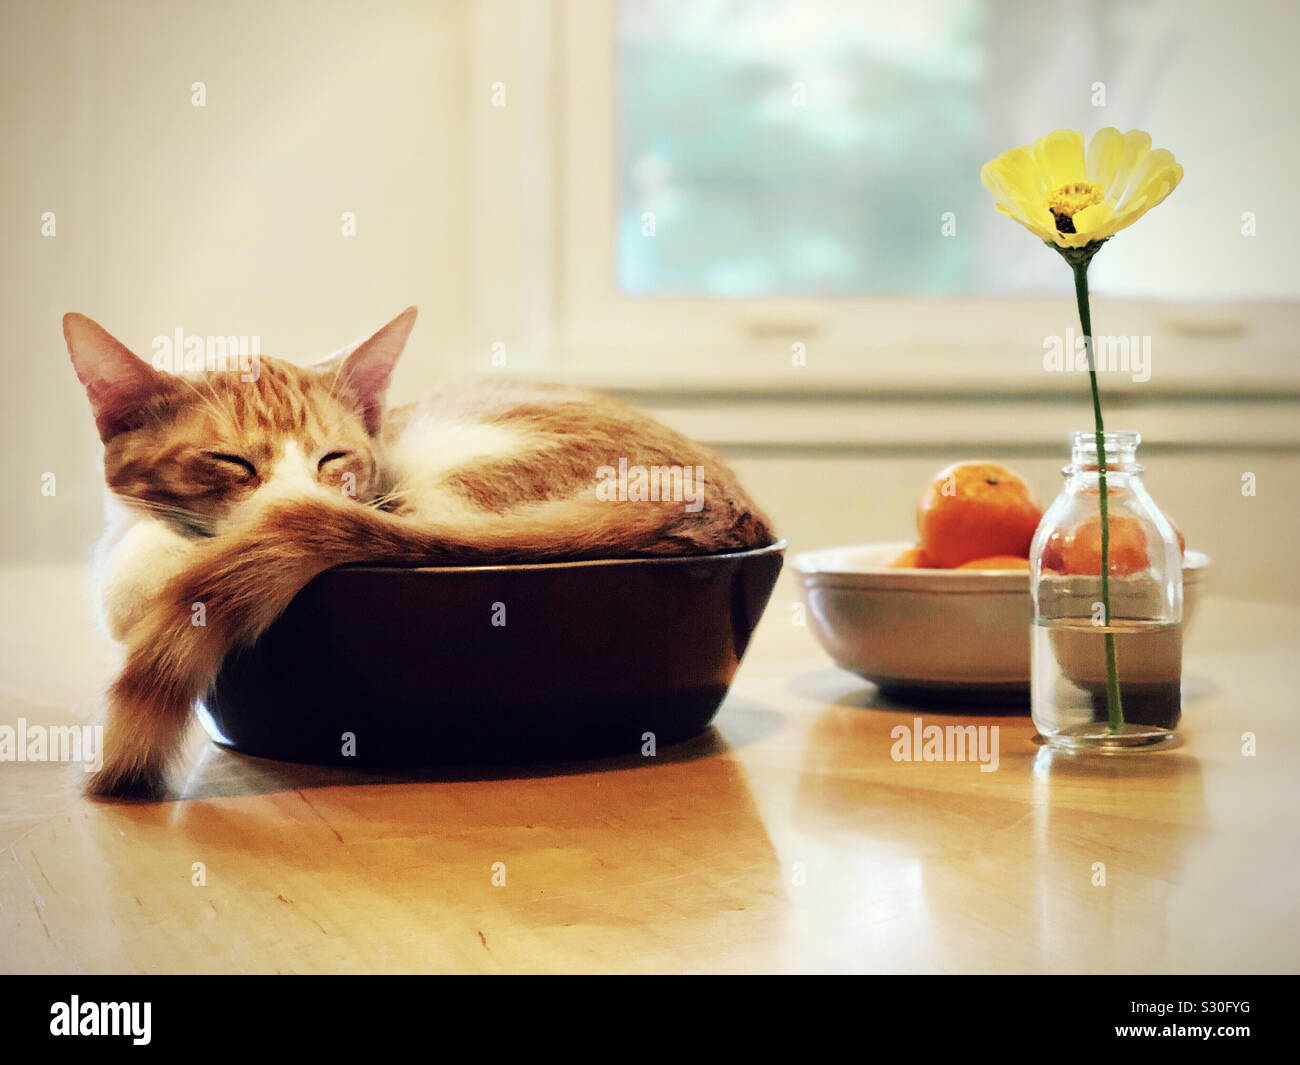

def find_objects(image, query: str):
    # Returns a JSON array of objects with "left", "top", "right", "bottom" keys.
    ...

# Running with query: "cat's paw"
[{"left": 83, "top": 755, "right": 170, "bottom": 801}]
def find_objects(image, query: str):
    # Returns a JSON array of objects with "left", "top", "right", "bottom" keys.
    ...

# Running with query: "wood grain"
[{"left": 1, "top": 565, "right": 1296, "bottom": 973}]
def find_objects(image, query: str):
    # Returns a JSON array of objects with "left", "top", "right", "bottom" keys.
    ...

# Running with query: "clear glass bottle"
[{"left": 1030, "top": 431, "right": 1184, "bottom": 750}]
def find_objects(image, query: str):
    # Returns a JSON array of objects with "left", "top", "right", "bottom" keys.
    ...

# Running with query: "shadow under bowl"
[{"left": 197, "top": 541, "right": 785, "bottom": 768}]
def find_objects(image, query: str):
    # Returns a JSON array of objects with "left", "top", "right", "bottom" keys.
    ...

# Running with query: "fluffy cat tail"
[{"left": 87, "top": 493, "right": 689, "bottom": 798}]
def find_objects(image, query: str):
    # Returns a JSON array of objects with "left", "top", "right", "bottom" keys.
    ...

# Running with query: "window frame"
[{"left": 467, "top": 0, "right": 1300, "bottom": 393}]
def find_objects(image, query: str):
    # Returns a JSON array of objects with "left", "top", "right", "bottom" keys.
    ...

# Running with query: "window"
[
  {"left": 470, "top": 0, "right": 1300, "bottom": 382},
  {"left": 614, "top": 0, "right": 1298, "bottom": 304},
  {"left": 618, "top": 0, "right": 993, "bottom": 298}
]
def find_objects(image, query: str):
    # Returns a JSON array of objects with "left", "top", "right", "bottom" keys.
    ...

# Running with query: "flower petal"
[
  {"left": 1033, "top": 129, "right": 1087, "bottom": 187},
  {"left": 1085, "top": 127, "right": 1126, "bottom": 192},
  {"left": 1120, "top": 151, "right": 1182, "bottom": 209},
  {"left": 981, "top": 162, "right": 1045, "bottom": 228},
  {"left": 993, "top": 201, "right": 1056, "bottom": 243},
  {"left": 1106, "top": 166, "right": 1183, "bottom": 232},
  {"left": 1109, "top": 129, "right": 1154, "bottom": 202},
  {"left": 1070, "top": 200, "right": 1117, "bottom": 242},
  {"left": 1051, "top": 228, "right": 1094, "bottom": 250},
  {"left": 981, "top": 146, "right": 1044, "bottom": 204},
  {"left": 1150, "top": 163, "right": 1184, "bottom": 207},
  {"left": 982, "top": 127, "right": 1179, "bottom": 247}
]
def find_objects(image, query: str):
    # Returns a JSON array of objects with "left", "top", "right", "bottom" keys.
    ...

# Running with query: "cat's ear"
[
  {"left": 316, "top": 306, "right": 417, "bottom": 434},
  {"left": 63, "top": 313, "right": 171, "bottom": 443}
]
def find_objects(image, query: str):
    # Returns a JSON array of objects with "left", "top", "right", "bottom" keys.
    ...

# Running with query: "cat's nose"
[{"left": 254, "top": 441, "right": 320, "bottom": 503}]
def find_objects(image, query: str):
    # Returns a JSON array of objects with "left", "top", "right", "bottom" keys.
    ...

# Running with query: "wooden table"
[{"left": 1, "top": 564, "right": 1297, "bottom": 973}]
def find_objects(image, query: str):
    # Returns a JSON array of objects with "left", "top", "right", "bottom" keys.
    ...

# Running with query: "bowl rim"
[
  {"left": 793, "top": 540, "right": 1210, "bottom": 589},
  {"left": 329, "top": 538, "right": 788, "bottom": 576}
]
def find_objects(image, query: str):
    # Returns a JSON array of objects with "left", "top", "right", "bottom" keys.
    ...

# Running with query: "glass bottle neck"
[{"left": 1066, "top": 430, "right": 1142, "bottom": 477}]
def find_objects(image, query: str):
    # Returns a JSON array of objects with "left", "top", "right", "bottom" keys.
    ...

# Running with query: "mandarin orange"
[
  {"left": 916, "top": 462, "right": 1043, "bottom": 568},
  {"left": 955, "top": 555, "right": 1031, "bottom": 570},
  {"left": 1061, "top": 514, "right": 1150, "bottom": 576},
  {"left": 887, "top": 545, "right": 937, "bottom": 568},
  {"left": 1060, "top": 512, "right": 1186, "bottom": 576},
  {"left": 1040, "top": 529, "right": 1067, "bottom": 573}
]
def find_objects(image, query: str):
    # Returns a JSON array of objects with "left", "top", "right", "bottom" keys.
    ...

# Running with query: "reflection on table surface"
[{"left": 0, "top": 567, "right": 1296, "bottom": 973}]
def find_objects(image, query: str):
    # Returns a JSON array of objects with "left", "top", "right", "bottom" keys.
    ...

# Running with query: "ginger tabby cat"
[{"left": 64, "top": 307, "right": 774, "bottom": 798}]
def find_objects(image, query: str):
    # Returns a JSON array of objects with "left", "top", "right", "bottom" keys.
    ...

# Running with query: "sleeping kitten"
[{"left": 64, "top": 308, "right": 774, "bottom": 798}]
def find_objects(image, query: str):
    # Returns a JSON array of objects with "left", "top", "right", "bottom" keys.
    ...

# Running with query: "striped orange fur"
[{"left": 64, "top": 308, "right": 774, "bottom": 797}]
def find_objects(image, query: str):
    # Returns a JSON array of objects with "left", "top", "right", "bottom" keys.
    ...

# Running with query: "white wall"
[
  {"left": 2, "top": 0, "right": 1297, "bottom": 609},
  {"left": 1, "top": 0, "right": 474, "bottom": 561}
]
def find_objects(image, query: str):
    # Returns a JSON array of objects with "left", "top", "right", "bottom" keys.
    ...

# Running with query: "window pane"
[{"left": 616, "top": 0, "right": 1300, "bottom": 299}]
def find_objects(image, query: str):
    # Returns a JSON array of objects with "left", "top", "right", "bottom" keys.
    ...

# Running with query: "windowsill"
[
  {"left": 501, "top": 322, "right": 1300, "bottom": 452},
  {"left": 532, "top": 342, "right": 1300, "bottom": 399},
  {"left": 533, "top": 299, "right": 1300, "bottom": 399}
]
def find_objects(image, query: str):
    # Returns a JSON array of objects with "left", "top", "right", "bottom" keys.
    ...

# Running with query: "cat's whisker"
[
  {"left": 364, "top": 486, "right": 415, "bottom": 514},
  {"left": 326, "top": 358, "right": 364, "bottom": 408},
  {"left": 198, "top": 374, "right": 242, "bottom": 428},
  {"left": 321, "top": 346, "right": 358, "bottom": 406},
  {"left": 124, "top": 497, "right": 217, "bottom": 535},
  {"left": 366, "top": 487, "right": 405, "bottom": 507}
]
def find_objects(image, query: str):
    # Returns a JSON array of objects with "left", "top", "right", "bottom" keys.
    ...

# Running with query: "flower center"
[{"left": 1048, "top": 181, "right": 1104, "bottom": 233}]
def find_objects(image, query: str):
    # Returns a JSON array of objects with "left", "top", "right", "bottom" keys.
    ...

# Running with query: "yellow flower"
[{"left": 981, "top": 128, "right": 1183, "bottom": 249}]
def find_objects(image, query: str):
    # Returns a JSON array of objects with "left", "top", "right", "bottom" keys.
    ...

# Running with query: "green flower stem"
[{"left": 1067, "top": 251, "right": 1124, "bottom": 732}]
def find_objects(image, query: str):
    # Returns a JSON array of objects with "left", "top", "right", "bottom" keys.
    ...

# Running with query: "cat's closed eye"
[
  {"left": 202, "top": 452, "right": 257, "bottom": 479},
  {"left": 314, "top": 448, "right": 371, "bottom": 496}
]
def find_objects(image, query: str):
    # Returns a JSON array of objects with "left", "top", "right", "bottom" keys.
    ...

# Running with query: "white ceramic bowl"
[{"left": 793, "top": 541, "right": 1211, "bottom": 702}]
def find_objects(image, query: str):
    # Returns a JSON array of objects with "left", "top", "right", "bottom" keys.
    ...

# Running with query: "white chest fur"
[
  {"left": 385, "top": 411, "right": 525, "bottom": 513},
  {"left": 92, "top": 498, "right": 198, "bottom": 642}
]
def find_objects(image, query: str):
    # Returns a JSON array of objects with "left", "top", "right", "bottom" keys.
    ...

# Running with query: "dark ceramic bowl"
[{"left": 196, "top": 541, "right": 784, "bottom": 767}]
